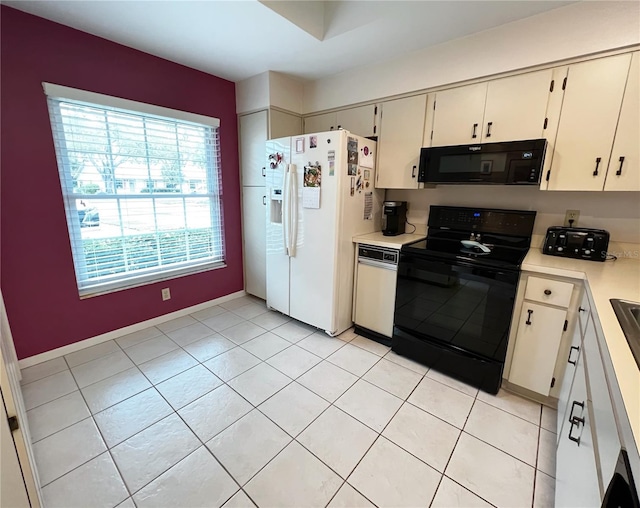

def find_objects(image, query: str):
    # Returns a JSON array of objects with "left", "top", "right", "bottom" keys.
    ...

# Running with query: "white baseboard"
[{"left": 18, "top": 290, "right": 247, "bottom": 369}]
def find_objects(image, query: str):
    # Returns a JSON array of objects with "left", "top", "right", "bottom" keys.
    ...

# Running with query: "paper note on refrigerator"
[
  {"left": 360, "top": 144, "right": 374, "bottom": 169},
  {"left": 303, "top": 187, "right": 320, "bottom": 209},
  {"left": 363, "top": 192, "right": 373, "bottom": 220}
]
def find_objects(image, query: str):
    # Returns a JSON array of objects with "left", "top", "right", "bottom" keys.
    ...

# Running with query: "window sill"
[{"left": 78, "top": 261, "right": 227, "bottom": 299}]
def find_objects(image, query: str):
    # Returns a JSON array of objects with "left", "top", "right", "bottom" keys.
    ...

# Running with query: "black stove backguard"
[{"left": 392, "top": 206, "right": 536, "bottom": 394}]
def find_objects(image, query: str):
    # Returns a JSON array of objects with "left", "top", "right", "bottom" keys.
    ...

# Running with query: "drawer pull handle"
[
  {"left": 568, "top": 346, "right": 580, "bottom": 365},
  {"left": 568, "top": 415, "right": 584, "bottom": 445},
  {"left": 579, "top": 307, "right": 586, "bottom": 312},
  {"left": 525, "top": 309, "right": 533, "bottom": 325},
  {"left": 472, "top": 123, "right": 478, "bottom": 139},
  {"left": 544, "top": 289, "right": 552, "bottom": 296},
  {"left": 263, "top": 195, "right": 267, "bottom": 206},
  {"left": 262, "top": 167, "right": 266, "bottom": 177},
  {"left": 616, "top": 156, "right": 625, "bottom": 176},
  {"left": 568, "top": 400, "right": 584, "bottom": 422}
]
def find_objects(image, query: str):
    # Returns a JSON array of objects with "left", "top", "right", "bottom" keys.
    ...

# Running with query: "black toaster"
[{"left": 543, "top": 227, "right": 610, "bottom": 262}]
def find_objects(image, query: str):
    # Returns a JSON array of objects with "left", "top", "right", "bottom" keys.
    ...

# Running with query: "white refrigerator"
[{"left": 266, "top": 130, "right": 383, "bottom": 336}]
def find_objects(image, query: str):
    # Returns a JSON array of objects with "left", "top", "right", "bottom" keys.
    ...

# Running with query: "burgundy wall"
[{"left": 1, "top": 7, "right": 244, "bottom": 359}]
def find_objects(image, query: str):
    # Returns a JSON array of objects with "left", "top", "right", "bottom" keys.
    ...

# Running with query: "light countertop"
[
  {"left": 523, "top": 248, "right": 640, "bottom": 453},
  {"left": 353, "top": 232, "right": 426, "bottom": 249}
]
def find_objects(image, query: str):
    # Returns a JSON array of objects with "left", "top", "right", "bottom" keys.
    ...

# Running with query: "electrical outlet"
[
  {"left": 161, "top": 288, "right": 171, "bottom": 301},
  {"left": 564, "top": 210, "right": 580, "bottom": 227}
]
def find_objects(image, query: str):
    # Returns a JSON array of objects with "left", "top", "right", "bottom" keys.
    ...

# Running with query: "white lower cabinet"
[
  {"left": 509, "top": 301, "right": 567, "bottom": 396},
  {"left": 555, "top": 334, "right": 601, "bottom": 507},
  {"left": 242, "top": 187, "right": 267, "bottom": 300}
]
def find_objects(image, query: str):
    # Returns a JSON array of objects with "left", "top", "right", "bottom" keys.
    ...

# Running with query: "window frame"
[{"left": 44, "top": 83, "right": 227, "bottom": 298}]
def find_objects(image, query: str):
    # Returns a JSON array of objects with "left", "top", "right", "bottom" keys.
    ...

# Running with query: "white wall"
[
  {"left": 303, "top": 1, "right": 640, "bottom": 112},
  {"left": 236, "top": 71, "right": 304, "bottom": 114},
  {"left": 269, "top": 71, "right": 304, "bottom": 114},
  {"left": 386, "top": 187, "right": 640, "bottom": 244},
  {"left": 236, "top": 71, "right": 270, "bottom": 114}
]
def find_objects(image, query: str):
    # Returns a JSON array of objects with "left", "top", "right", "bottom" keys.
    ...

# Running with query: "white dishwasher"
[{"left": 354, "top": 244, "right": 399, "bottom": 343}]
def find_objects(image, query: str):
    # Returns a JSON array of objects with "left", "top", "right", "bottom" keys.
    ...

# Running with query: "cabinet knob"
[{"left": 544, "top": 289, "right": 552, "bottom": 296}]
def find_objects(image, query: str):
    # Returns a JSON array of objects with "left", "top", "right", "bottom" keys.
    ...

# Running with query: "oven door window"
[{"left": 395, "top": 255, "right": 519, "bottom": 362}]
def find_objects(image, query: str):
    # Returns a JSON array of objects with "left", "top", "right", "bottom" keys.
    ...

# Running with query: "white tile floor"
[{"left": 21, "top": 295, "right": 557, "bottom": 508}]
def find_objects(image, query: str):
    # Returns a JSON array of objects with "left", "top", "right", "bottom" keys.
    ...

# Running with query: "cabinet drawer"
[{"left": 524, "top": 276, "right": 573, "bottom": 308}]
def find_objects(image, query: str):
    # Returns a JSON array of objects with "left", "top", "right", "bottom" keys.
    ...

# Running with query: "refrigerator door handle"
[
  {"left": 289, "top": 166, "right": 298, "bottom": 257},
  {"left": 282, "top": 165, "right": 290, "bottom": 256}
]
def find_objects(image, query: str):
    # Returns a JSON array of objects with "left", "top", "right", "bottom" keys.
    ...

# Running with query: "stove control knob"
[
  {"left": 585, "top": 250, "right": 591, "bottom": 255},
  {"left": 557, "top": 247, "right": 564, "bottom": 252}
]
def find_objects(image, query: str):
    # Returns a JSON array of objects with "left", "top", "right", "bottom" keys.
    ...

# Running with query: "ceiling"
[{"left": 4, "top": 0, "right": 573, "bottom": 82}]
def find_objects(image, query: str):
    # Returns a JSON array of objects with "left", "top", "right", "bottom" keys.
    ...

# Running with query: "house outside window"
[{"left": 44, "top": 83, "right": 225, "bottom": 297}]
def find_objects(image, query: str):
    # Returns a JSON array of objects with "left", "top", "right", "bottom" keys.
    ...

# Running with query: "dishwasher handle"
[{"left": 358, "top": 257, "right": 398, "bottom": 271}]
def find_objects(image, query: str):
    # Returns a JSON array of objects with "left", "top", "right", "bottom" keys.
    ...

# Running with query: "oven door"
[{"left": 394, "top": 252, "right": 519, "bottom": 363}]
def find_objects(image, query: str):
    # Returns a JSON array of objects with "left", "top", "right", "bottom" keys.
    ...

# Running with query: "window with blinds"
[{"left": 44, "top": 83, "right": 225, "bottom": 297}]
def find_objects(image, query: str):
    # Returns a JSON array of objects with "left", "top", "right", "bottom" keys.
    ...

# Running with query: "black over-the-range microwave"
[{"left": 418, "top": 138, "right": 547, "bottom": 185}]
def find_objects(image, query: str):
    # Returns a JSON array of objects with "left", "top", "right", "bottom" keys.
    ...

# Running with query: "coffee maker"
[{"left": 382, "top": 201, "right": 407, "bottom": 236}]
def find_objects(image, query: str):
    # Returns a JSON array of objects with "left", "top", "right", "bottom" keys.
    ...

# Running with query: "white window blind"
[{"left": 44, "top": 83, "right": 225, "bottom": 297}]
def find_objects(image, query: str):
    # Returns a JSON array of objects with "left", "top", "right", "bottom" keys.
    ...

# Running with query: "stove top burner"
[{"left": 402, "top": 205, "right": 536, "bottom": 271}]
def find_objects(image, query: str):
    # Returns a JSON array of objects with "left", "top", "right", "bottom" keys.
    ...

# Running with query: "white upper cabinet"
[
  {"left": 240, "top": 110, "right": 269, "bottom": 187},
  {"left": 604, "top": 51, "right": 640, "bottom": 191},
  {"left": 376, "top": 94, "right": 428, "bottom": 189},
  {"left": 336, "top": 104, "right": 377, "bottom": 137},
  {"left": 303, "top": 111, "right": 336, "bottom": 134},
  {"left": 304, "top": 104, "right": 377, "bottom": 137},
  {"left": 547, "top": 53, "right": 632, "bottom": 191},
  {"left": 430, "top": 69, "right": 553, "bottom": 147},
  {"left": 269, "top": 110, "right": 302, "bottom": 140},
  {"left": 482, "top": 69, "right": 553, "bottom": 143},
  {"left": 431, "top": 83, "right": 487, "bottom": 146}
]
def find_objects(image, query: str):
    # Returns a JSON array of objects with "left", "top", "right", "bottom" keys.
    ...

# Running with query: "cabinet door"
[
  {"left": 240, "top": 111, "right": 268, "bottom": 187},
  {"left": 583, "top": 314, "right": 620, "bottom": 492},
  {"left": 242, "top": 187, "right": 267, "bottom": 300},
  {"left": 336, "top": 105, "right": 376, "bottom": 137},
  {"left": 556, "top": 354, "right": 601, "bottom": 508},
  {"left": 557, "top": 320, "right": 582, "bottom": 442},
  {"left": 482, "top": 69, "right": 552, "bottom": 143},
  {"left": 431, "top": 83, "right": 487, "bottom": 147},
  {"left": 303, "top": 112, "right": 337, "bottom": 134},
  {"left": 548, "top": 54, "right": 632, "bottom": 191},
  {"left": 376, "top": 94, "right": 427, "bottom": 189},
  {"left": 605, "top": 52, "right": 640, "bottom": 191},
  {"left": 269, "top": 110, "right": 302, "bottom": 139},
  {"left": 509, "top": 302, "right": 567, "bottom": 396}
]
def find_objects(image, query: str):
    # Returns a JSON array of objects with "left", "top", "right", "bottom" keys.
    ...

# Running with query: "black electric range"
[{"left": 392, "top": 206, "right": 536, "bottom": 394}]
